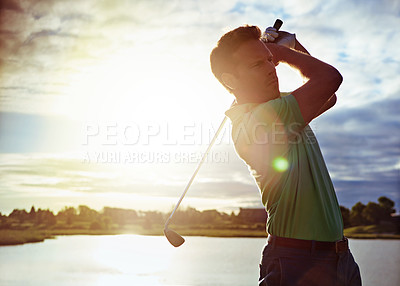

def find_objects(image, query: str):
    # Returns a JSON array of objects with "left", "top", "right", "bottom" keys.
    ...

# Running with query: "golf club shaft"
[
  {"left": 164, "top": 19, "right": 284, "bottom": 230},
  {"left": 165, "top": 102, "right": 233, "bottom": 228}
]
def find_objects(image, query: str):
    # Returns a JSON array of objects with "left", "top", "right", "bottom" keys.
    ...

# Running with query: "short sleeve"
[{"left": 252, "top": 94, "right": 306, "bottom": 139}]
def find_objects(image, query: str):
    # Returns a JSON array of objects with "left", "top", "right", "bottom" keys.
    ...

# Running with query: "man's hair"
[{"left": 210, "top": 25, "right": 262, "bottom": 92}]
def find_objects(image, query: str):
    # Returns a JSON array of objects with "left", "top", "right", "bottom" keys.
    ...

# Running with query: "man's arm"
[
  {"left": 293, "top": 39, "right": 338, "bottom": 118},
  {"left": 266, "top": 43, "right": 342, "bottom": 124},
  {"left": 265, "top": 29, "right": 338, "bottom": 119},
  {"left": 314, "top": 93, "right": 337, "bottom": 118},
  {"left": 294, "top": 39, "right": 310, "bottom": 55}
]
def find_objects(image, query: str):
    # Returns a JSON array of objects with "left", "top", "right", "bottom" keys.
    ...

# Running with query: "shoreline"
[{"left": 1, "top": 228, "right": 399, "bottom": 246}]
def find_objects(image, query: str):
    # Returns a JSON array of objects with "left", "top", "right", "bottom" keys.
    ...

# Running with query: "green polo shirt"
[{"left": 225, "top": 93, "right": 343, "bottom": 242}]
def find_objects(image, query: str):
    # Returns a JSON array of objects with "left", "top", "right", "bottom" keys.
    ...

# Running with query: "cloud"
[
  {"left": 2, "top": 0, "right": 398, "bottom": 115},
  {"left": 0, "top": 150, "right": 261, "bottom": 214},
  {"left": 311, "top": 96, "right": 400, "bottom": 207},
  {"left": 0, "top": 0, "right": 399, "bottom": 213}
]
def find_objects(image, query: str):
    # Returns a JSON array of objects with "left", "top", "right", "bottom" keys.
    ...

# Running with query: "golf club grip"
[{"left": 273, "top": 19, "right": 283, "bottom": 31}]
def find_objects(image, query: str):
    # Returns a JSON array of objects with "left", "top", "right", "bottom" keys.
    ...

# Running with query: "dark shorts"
[{"left": 259, "top": 237, "right": 361, "bottom": 286}]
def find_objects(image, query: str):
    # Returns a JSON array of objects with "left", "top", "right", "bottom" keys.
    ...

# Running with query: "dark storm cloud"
[{"left": 313, "top": 97, "right": 400, "bottom": 208}]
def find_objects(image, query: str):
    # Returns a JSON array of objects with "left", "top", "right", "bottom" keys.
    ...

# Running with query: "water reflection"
[
  {"left": 0, "top": 235, "right": 399, "bottom": 286},
  {"left": 91, "top": 235, "right": 175, "bottom": 285}
]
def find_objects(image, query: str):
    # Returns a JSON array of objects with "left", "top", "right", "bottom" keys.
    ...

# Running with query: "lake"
[{"left": 0, "top": 235, "right": 399, "bottom": 285}]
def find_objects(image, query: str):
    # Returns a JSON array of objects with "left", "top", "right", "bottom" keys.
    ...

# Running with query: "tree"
[
  {"left": 201, "top": 209, "right": 223, "bottom": 224},
  {"left": 36, "top": 209, "right": 56, "bottom": 226},
  {"left": 9, "top": 209, "right": 29, "bottom": 223},
  {"left": 28, "top": 206, "right": 36, "bottom": 221},
  {"left": 378, "top": 196, "right": 396, "bottom": 221},
  {"left": 340, "top": 206, "right": 351, "bottom": 228},
  {"left": 102, "top": 216, "right": 111, "bottom": 230},
  {"left": 57, "top": 207, "right": 77, "bottom": 225},
  {"left": 142, "top": 217, "right": 152, "bottom": 229},
  {"left": 103, "top": 207, "right": 138, "bottom": 226},
  {"left": 78, "top": 205, "right": 99, "bottom": 222},
  {"left": 178, "top": 207, "right": 202, "bottom": 224},
  {"left": 350, "top": 202, "right": 367, "bottom": 226},
  {"left": 90, "top": 221, "right": 102, "bottom": 230},
  {"left": 362, "top": 202, "right": 385, "bottom": 225},
  {"left": 144, "top": 211, "right": 163, "bottom": 224}
]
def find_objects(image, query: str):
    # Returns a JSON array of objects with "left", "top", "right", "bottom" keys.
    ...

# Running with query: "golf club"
[
  {"left": 164, "top": 113, "right": 229, "bottom": 247},
  {"left": 164, "top": 19, "right": 284, "bottom": 247}
]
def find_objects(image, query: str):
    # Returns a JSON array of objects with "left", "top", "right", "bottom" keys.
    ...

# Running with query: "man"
[{"left": 210, "top": 25, "right": 361, "bottom": 285}]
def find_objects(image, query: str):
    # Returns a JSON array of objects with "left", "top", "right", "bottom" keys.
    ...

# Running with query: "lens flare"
[{"left": 273, "top": 157, "right": 289, "bottom": 172}]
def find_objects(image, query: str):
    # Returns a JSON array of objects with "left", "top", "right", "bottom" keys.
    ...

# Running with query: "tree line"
[
  {"left": 0, "top": 196, "right": 397, "bottom": 231},
  {"left": 0, "top": 205, "right": 163, "bottom": 231},
  {"left": 0, "top": 204, "right": 257, "bottom": 231},
  {"left": 339, "top": 196, "right": 396, "bottom": 228}
]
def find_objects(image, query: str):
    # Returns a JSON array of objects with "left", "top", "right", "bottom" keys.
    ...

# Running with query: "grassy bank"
[
  {"left": 344, "top": 233, "right": 400, "bottom": 239},
  {"left": 0, "top": 230, "right": 54, "bottom": 246},
  {"left": 0, "top": 224, "right": 267, "bottom": 246},
  {"left": 344, "top": 224, "right": 400, "bottom": 239},
  {"left": 1, "top": 223, "right": 399, "bottom": 246},
  {"left": 160, "top": 225, "right": 268, "bottom": 238},
  {"left": 0, "top": 229, "right": 139, "bottom": 246}
]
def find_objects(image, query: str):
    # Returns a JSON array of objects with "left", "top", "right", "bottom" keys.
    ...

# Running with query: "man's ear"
[{"left": 221, "top": 73, "right": 237, "bottom": 90}]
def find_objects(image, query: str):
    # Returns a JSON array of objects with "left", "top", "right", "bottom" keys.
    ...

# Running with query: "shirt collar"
[
  {"left": 225, "top": 92, "right": 289, "bottom": 122},
  {"left": 224, "top": 102, "right": 258, "bottom": 122}
]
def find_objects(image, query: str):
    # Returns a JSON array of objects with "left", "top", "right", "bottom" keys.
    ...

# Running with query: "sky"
[{"left": 0, "top": 0, "right": 399, "bottom": 215}]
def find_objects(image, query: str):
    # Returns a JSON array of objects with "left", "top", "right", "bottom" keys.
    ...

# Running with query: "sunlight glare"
[
  {"left": 272, "top": 157, "right": 289, "bottom": 172},
  {"left": 91, "top": 235, "right": 175, "bottom": 285}
]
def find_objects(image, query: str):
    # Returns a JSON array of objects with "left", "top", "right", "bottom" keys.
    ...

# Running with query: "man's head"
[{"left": 210, "top": 25, "right": 279, "bottom": 103}]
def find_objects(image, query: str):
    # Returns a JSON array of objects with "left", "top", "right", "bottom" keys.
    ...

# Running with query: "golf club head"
[{"left": 164, "top": 227, "right": 185, "bottom": 247}]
